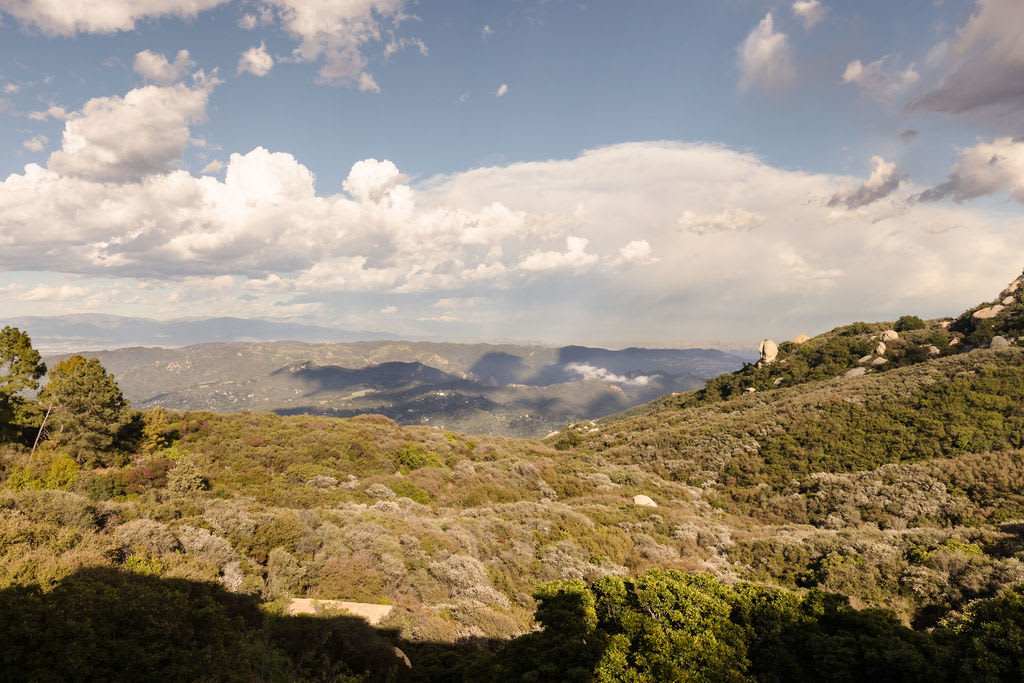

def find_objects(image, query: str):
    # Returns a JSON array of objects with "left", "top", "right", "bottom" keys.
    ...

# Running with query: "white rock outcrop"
[
  {"left": 927, "top": 345, "right": 941, "bottom": 356},
  {"left": 843, "top": 367, "right": 867, "bottom": 378},
  {"left": 792, "top": 334, "right": 811, "bottom": 345},
  {"left": 875, "top": 342, "right": 887, "bottom": 356},
  {"left": 880, "top": 330, "right": 899, "bottom": 341},
  {"left": 973, "top": 305, "right": 1005, "bottom": 320},
  {"left": 758, "top": 339, "right": 779, "bottom": 365},
  {"left": 633, "top": 494, "right": 658, "bottom": 508},
  {"left": 871, "top": 357, "right": 889, "bottom": 366}
]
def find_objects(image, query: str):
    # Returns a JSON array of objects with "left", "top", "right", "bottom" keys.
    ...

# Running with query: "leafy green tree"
[
  {"left": 895, "top": 315, "right": 926, "bottom": 332},
  {"left": 0, "top": 326, "right": 46, "bottom": 438},
  {"left": 942, "top": 586, "right": 1024, "bottom": 682},
  {"left": 40, "top": 355, "right": 128, "bottom": 462}
]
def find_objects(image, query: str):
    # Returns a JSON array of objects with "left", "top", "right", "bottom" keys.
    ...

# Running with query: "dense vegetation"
[{"left": 1, "top": 272, "right": 1024, "bottom": 682}]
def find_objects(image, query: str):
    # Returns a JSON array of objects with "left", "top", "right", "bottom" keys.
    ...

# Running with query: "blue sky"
[{"left": 1, "top": 0, "right": 1023, "bottom": 347}]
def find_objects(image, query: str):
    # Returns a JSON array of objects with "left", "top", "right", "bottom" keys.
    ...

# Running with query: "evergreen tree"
[
  {"left": 0, "top": 326, "right": 46, "bottom": 438},
  {"left": 40, "top": 355, "right": 128, "bottom": 462}
]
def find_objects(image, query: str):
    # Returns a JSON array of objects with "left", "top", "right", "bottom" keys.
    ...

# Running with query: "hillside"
[
  {"left": 51, "top": 341, "right": 745, "bottom": 437},
  {"left": 2, "top": 275, "right": 1024, "bottom": 680}
]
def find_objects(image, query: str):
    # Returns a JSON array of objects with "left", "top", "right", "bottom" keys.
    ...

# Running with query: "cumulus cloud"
[
  {"left": 47, "top": 78, "right": 216, "bottom": 183},
  {"left": 914, "top": 0, "right": 1024, "bottom": 114},
  {"left": 496, "top": 83, "right": 509, "bottom": 97},
  {"left": 519, "top": 236, "right": 599, "bottom": 272},
  {"left": 260, "top": 0, "right": 414, "bottom": 87},
  {"left": 357, "top": 72, "right": 381, "bottom": 93},
  {"left": 28, "top": 105, "right": 68, "bottom": 121},
  {"left": 21, "top": 135, "right": 48, "bottom": 152},
  {"left": 737, "top": 13, "right": 795, "bottom": 92},
  {"left": 917, "top": 137, "right": 1024, "bottom": 203},
  {"left": 842, "top": 57, "right": 919, "bottom": 101},
  {"left": 566, "top": 363, "right": 652, "bottom": 386},
  {"left": 2, "top": 122, "right": 1023, "bottom": 341},
  {"left": 343, "top": 158, "right": 407, "bottom": 202},
  {"left": 678, "top": 207, "right": 766, "bottom": 235},
  {"left": 614, "top": 240, "right": 657, "bottom": 265},
  {"left": 0, "top": 0, "right": 229, "bottom": 35},
  {"left": 792, "top": 0, "right": 825, "bottom": 29},
  {"left": 201, "top": 159, "right": 224, "bottom": 174},
  {"left": 828, "top": 156, "right": 903, "bottom": 209},
  {"left": 238, "top": 43, "right": 274, "bottom": 77},
  {"left": 134, "top": 49, "right": 193, "bottom": 83}
]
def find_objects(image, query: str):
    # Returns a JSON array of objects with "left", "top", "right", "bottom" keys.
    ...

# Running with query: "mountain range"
[{"left": 51, "top": 340, "right": 747, "bottom": 437}]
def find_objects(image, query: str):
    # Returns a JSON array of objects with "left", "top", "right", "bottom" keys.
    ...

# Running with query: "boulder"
[
  {"left": 991, "top": 335, "right": 1012, "bottom": 350},
  {"left": 1003, "top": 296, "right": 1016, "bottom": 306},
  {"left": 858, "top": 354, "right": 873, "bottom": 365},
  {"left": 792, "top": 334, "right": 811, "bottom": 345},
  {"left": 939, "top": 320, "right": 952, "bottom": 329},
  {"left": 880, "top": 330, "right": 899, "bottom": 341},
  {"left": 843, "top": 367, "right": 867, "bottom": 378},
  {"left": 927, "top": 345, "right": 941, "bottom": 356},
  {"left": 949, "top": 337, "right": 960, "bottom": 346},
  {"left": 633, "top": 494, "right": 658, "bottom": 508},
  {"left": 758, "top": 339, "right": 779, "bottom": 364},
  {"left": 745, "top": 387, "right": 757, "bottom": 393},
  {"left": 870, "top": 357, "right": 889, "bottom": 366},
  {"left": 973, "top": 305, "right": 1005, "bottom": 320},
  {"left": 875, "top": 342, "right": 887, "bottom": 356}
]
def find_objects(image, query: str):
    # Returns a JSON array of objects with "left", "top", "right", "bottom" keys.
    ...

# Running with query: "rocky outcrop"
[
  {"left": 875, "top": 342, "right": 887, "bottom": 356},
  {"left": 633, "top": 494, "right": 658, "bottom": 508},
  {"left": 758, "top": 339, "right": 779, "bottom": 365},
  {"left": 843, "top": 367, "right": 867, "bottom": 378},
  {"left": 973, "top": 304, "right": 1005, "bottom": 320},
  {"left": 792, "top": 334, "right": 810, "bottom": 345},
  {"left": 880, "top": 330, "right": 899, "bottom": 341},
  {"left": 991, "top": 336, "right": 1012, "bottom": 350}
]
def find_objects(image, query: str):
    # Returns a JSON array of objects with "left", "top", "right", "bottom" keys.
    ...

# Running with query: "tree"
[
  {"left": 0, "top": 326, "right": 46, "bottom": 438},
  {"left": 895, "top": 315, "right": 927, "bottom": 332},
  {"left": 39, "top": 355, "right": 128, "bottom": 462}
]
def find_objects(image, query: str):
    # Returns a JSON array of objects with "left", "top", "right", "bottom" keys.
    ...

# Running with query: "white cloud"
[
  {"left": 565, "top": 363, "right": 652, "bottom": 386},
  {"left": 134, "top": 49, "right": 193, "bottom": 84},
  {"left": 21, "top": 135, "right": 48, "bottom": 152},
  {"left": 28, "top": 105, "right": 68, "bottom": 121},
  {"left": 918, "top": 137, "right": 1024, "bottom": 203},
  {"left": 842, "top": 57, "right": 919, "bottom": 101},
  {"left": 201, "top": 159, "right": 224, "bottom": 174},
  {"left": 3, "top": 83, "right": 19, "bottom": 94},
  {"left": 792, "top": 0, "right": 825, "bottom": 29},
  {"left": 0, "top": 0, "right": 229, "bottom": 35},
  {"left": 357, "top": 72, "right": 381, "bottom": 93},
  {"left": 481, "top": 24, "right": 494, "bottom": 38},
  {"left": 2, "top": 125, "right": 1023, "bottom": 342},
  {"left": 238, "top": 42, "right": 275, "bottom": 77},
  {"left": 380, "top": 305, "right": 399, "bottom": 314},
  {"left": 829, "top": 156, "right": 903, "bottom": 209},
  {"left": 16, "top": 284, "right": 88, "bottom": 302},
  {"left": 615, "top": 240, "right": 657, "bottom": 265},
  {"left": 343, "top": 158, "right": 407, "bottom": 202},
  {"left": 915, "top": 0, "right": 1024, "bottom": 114},
  {"left": 678, "top": 208, "right": 765, "bottom": 235},
  {"left": 496, "top": 83, "right": 509, "bottom": 97},
  {"left": 47, "top": 78, "right": 216, "bottom": 182},
  {"left": 519, "top": 236, "right": 599, "bottom": 272},
  {"left": 261, "top": 0, "right": 414, "bottom": 87},
  {"left": 737, "top": 13, "right": 795, "bottom": 92}
]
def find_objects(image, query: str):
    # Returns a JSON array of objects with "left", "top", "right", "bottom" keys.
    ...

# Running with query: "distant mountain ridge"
[
  {"left": 48, "top": 340, "right": 746, "bottom": 437},
  {"left": 0, "top": 314, "right": 399, "bottom": 352}
]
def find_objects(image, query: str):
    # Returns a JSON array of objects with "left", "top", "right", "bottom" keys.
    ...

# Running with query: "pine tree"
[
  {"left": 40, "top": 355, "right": 128, "bottom": 462},
  {"left": 0, "top": 326, "right": 46, "bottom": 438}
]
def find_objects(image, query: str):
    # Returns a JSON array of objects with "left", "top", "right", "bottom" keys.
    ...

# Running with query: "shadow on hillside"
[{"left": 0, "top": 567, "right": 500, "bottom": 682}]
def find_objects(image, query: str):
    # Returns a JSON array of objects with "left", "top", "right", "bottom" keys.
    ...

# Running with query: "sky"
[{"left": 1, "top": 0, "right": 1024, "bottom": 348}]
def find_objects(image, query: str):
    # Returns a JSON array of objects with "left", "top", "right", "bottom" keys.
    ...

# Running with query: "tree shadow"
[{"left": 0, "top": 567, "right": 500, "bottom": 682}]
